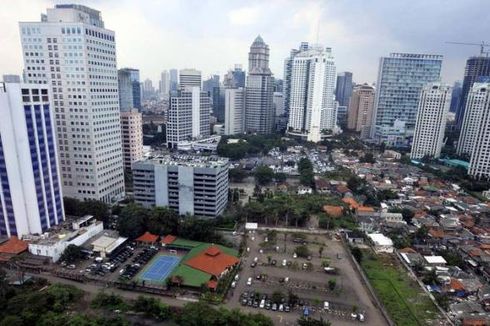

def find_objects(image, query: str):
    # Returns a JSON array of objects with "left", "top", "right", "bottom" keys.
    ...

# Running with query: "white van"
[
  {"left": 231, "top": 281, "right": 236, "bottom": 288},
  {"left": 247, "top": 277, "right": 252, "bottom": 286},
  {"left": 259, "top": 299, "right": 265, "bottom": 308}
]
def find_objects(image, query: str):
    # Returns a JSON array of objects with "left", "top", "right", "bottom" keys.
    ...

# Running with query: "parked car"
[
  {"left": 231, "top": 281, "right": 236, "bottom": 288},
  {"left": 323, "top": 301, "right": 330, "bottom": 310},
  {"left": 247, "top": 277, "right": 252, "bottom": 286},
  {"left": 271, "top": 303, "right": 277, "bottom": 311},
  {"left": 259, "top": 299, "right": 265, "bottom": 309}
]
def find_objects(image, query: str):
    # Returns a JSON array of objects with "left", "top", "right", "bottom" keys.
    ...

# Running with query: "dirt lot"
[{"left": 227, "top": 230, "right": 387, "bottom": 326}]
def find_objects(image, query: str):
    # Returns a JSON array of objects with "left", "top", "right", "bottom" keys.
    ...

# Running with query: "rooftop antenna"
[{"left": 445, "top": 41, "right": 490, "bottom": 57}]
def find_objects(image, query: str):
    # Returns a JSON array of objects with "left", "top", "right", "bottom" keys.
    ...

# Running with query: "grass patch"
[{"left": 360, "top": 250, "right": 440, "bottom": 326}]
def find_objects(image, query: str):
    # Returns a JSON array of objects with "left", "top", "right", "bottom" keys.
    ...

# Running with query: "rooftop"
[{"left": 136, "top": 154, "right": 228, "bottom": 168}]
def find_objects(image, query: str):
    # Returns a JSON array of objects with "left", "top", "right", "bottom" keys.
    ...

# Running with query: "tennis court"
[{"left": 138, "top": 255, "right": 181, "bottom": 283}]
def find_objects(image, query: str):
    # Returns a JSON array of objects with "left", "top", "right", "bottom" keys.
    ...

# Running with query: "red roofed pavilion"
[
  {"left": 135, "top": 231, "right": 159, "bottom": 244},
  {"left": 184, "top": 245, "right": 239, "bottom": 278},
  {"left": 161, "top": 235, "right": 177, "bottom": 245}
]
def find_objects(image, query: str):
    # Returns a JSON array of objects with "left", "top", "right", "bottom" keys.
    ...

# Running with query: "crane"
[{"left": 446, "top": 41, "right": 490, "bottom": 56}]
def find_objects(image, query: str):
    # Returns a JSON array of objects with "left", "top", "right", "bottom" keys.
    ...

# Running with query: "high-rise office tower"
[
  {"left": 336, "top": 106, "right": 348, "bottom": 130},
  {"left": 335, "top": 72, "right": 353, "bottom": 107},
  {"left": 203, "top": 75, "right": 219, "bottom": 94},
  {"left": 118, "top": 68, "right": 141, "bottom": 111},
  {"left": 142, "top": 78, "right": 155, "bottom": 101},
  {"left": 224, "top": 88, "right": 245, "bottom": 135},
  {"left": 371, "top": 53, "right": 442, "bottom": 146},
  {"left": 179, "top": 69, "right": 201, "bottom": 90},
  {"left": 286, "top": 45, "right": 337, "bottom": 142},
  {"left": 465, "top": 84, "right": 490, "bottom": 179},
  {"left": 212, "top": 86, "right": 225, "bottom": 122},
  {"left": 20, "top": 4, "right": 125, "bottom": 203},
  {"left": 120, "top": 109, "right": 143, "bottom": 171},
  {"left": 245, "top": 36, "right": 274, "bottom": 134},
  {"left": 132, "top": 155, "right": 229, "bottom": 218},
  {"left": 450, "top": 81, "right": 462, "bottom": 113},
  {"left": 284, "top": 42, "right": 310, "bottom": 120},
  {"left": 456, "top": 56, "right": 490, "bottom": 128},
  {"left": 410, "top": 83, "right": 451, "bottom": 159},
  {"left": 457, "top": 83, "right": 490, "bottom": 156},
  {"left": 231, "top": 65, "right": 246, "bottom": 88},
  {"left": 0, "top": 81, "right": 64, "bottom": 237},
  {"left": 166, "top": 89, "right": 210, "bottom": 148},
  {"left": 169, "top": 69, "right": 178, "bottom": 92},
  {"left": 159, "top": 70, "right": 170, "bottom": 97},
  {"left": 348, "top": 84, "right": 375, "bottom": 139}
]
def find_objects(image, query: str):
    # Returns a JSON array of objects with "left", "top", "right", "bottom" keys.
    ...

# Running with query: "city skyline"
[{"left": 2, "top": 0, "right": 490, "bottom": 84}]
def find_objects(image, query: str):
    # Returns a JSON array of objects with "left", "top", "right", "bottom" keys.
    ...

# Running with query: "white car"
[
  {"left": 231, "top": 281, "right": 236, "bottom": 288},
  {"left": 247, "top": 277, "right": 252, "bottom": 286},
  {"left": 358, "top": 313, "right": 365, "bottom": 322},
  {"left": 234, "top": 274, "right": 239, "bottom": 281},
  {"left": 260, "top": 299, "right": 265, "bottom": 308},
  {"left": 282, "top": 259, "right": 287, "bottom": 266},
  {"left": 323, "top": 301, "right": 330, "bottom": 310}
]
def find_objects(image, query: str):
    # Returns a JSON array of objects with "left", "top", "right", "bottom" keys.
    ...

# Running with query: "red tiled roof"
[
  {"left": 185, "top": 245, "right": 239, "bottom": 277},
  {"left": 135, "top": 232, "right": 159, "bottom": 243},
  {"left": 462, "top": 319, "right": 487, "bottom": 326},
  {"left": 449, "top": 278, "right": 464, "bottom": 291},
  {"left": 342, "top": 197, "right": 359, "bottom": 209},
  {"left": 207, "top": 280, "right": 218, "bottom": 290},
  {"left": 357, "top": 206, "right": 375, "bottom": 213},
  {"left": 161, "top": 235, "right": 177, "bottom": 245},
  {"left": 0, "top": 236, "right": 28, "bottom": 254},
  {"left": 323, "top": 205, "right": 343, "bottom": 218},
  {"left": 399, "top": 247, "right": 416, "bottom": 254},
  {"left": 429, "top": 228, "right": 445, "bottom": 239}
]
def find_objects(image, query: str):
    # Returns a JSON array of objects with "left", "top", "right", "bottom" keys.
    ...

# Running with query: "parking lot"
[{"left": 228, "top": 230, "right": 387, "bottom": 325}]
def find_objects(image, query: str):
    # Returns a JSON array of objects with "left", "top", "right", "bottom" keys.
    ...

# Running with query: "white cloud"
[{"left": 228, "top": 6, "right": 260, "bottom": 26}]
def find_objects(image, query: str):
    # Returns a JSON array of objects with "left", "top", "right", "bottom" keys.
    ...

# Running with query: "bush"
[
  {"left": 295, "top": 245, "right": 310, "bottom": 258},
  {"left": 91, "top": 292, "right": 128, "bottom": 311},
  {"left": 132, "top": 296, "right": 171, "bottom": 321}
]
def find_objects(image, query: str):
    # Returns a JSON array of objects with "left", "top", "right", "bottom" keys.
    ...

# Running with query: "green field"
[{"left": 360, "top": 250, "right": 441, "bottom": 326}]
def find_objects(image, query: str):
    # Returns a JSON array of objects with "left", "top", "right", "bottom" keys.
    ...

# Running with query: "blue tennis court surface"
[{"left": 138, "top": 255, "right": 180, "bottom": 283}]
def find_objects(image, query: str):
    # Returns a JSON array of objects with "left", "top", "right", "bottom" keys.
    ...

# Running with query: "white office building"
[
  {"left": 159, "top": 70, "right": 170, "bottom": 97},
  {"left": 286, "top": 45, "right": 337, "bottom": 142},
  {"left": 458, "top": 83, "right": 490, "bottom": 156},
  {"left": 410, "top": 83, "right": 451, "bottom": 160},
  {"left": 132, "top": 155, "right": 229, "bottom": 218},
  {"left": 224, "top": 88, "right": 245, "bottom": 135},
  {"left": 179, "top": 69, "right": 202, "bottom": 90},
  {"left": 462, "top": 83, "right": 490, "bottom": 179},
  {"left": 120, "top": 109, "right": 143, "bottom": 171},
  {"left": 0, "top": 81, "right": 64, "bottom": 237},
  {"left": 20, "top": 4, "right": 125, "bottom": 203},
  {"left": 166, "top": 88, "right": 210, "bottom": 148},
  {"left": 371, "top": 53, "right": 443, "bottom": 146}
]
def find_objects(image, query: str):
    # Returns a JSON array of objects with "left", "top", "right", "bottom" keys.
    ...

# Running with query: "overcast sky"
[{"left": 2, "top": 0, "right": 490, "bottom": 85}]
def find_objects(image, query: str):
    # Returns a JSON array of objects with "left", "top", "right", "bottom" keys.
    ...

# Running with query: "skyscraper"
[
  {"left": 179, "top": 69, "right": 201, "bottom": 89},
  {"left": 335, "top": 72, "right": 353, "bottom": 107},
  {"left": 371, "top": 53, "right": 443, "bottom": 146},
  {"left": 224, "top": 88, "right": 245, "bottom": 135},
  {"left": 410, "top": 83, "right": 451, "bottom": 159},
  {"left": 0, "top": 81, "right": 64, "bottom": 237},
  {"left": 348, "top": 84, "right": 375, "bottom": 139},
  {"left": 166, "top": 85, "right": 210, "bottom": 148},
  {"left": 203, "top": 75, "right": 219, "bottom": 94},
  {"left": 169, "top": 69, "right": 179, "bottom": 92},
  {"left": 284, "top": 42, "right": 309, "bottom": 120},
  {"left": 286, "top": 45, "right": 337, "bottom": 142},
  {"left": 118, "top": 68, "right": 141, "bottom": 111},
  {"left": 142, "top": 78, "right": 155, "bottom": 101},
  {"left": 20, "top": 4, "right": 125, "bottom": 203},
  {"left": 456, "top": 56, "right": 490, "bottom": 128},
  {"left": 457, "top": 83, "right": 490, "bottom": 156},
  {"left": 245, "top": 36, "right": 274, "bottom": 134},
  {"left": 464, "top": 83, "right": 490, "bottom": 179},
  {"left": 449, "top": 81, "right": 462, "bottom": 113},
  {"left": 223, "top": 65, "right": 246, "bottom": 89},
  {"left": 120, "top": 109, "right": 143, "bottom": 171},
  {"left": 159, "top": 70, "right": 170, "bottom": 97},
  {"left": 212, "top": 86, "right": 225, "bottom": 122}
]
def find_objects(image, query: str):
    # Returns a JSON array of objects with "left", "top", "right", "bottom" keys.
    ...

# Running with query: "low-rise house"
[{"left": 368, "top": 233, "right": 394, "bottom": 253}]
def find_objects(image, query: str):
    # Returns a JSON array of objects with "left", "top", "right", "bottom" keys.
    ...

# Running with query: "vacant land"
[{"left": 360, "top": 250, "right": 441, "bottom": 326}]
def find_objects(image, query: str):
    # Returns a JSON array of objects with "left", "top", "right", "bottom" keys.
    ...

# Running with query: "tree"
[
  {"left": 328, "top": 279, "right": 336, "bottom": 291},
  {"left": 254, "top": 165, "right": 275, "bottom": 185},
  {"left": 318, "top": 246, "right": 324, "bottom": 258},
  {"left": 59, "top": 244, "right": 84, "bottom": 263},
  {"left": 147, "top": 207, "right": 179, "bottom": 235},
  {"left": 347, "top": 176, "right": 362, "bottom": 192},
  {"left": 298, "top": 158, "right": 314, "bottom": 187},
  {"left": 401, "top": 208, "right": 415, "bottom": 223},
  {"left": 274, "top": 172, "right": 287, "bottom": 183},
  {"left": 116, "top": 204, "right": 148, "bottom": 239},
  {"left": 359, "top": 152, "right": 376, "bottom": 164},
  {"left": 132, "top": 296, "right": 170, "bottom": 321},
  {"left": 229, "top": 168, "right": 248, "bottom": 182},
  {"left": 295, "top": 245, "right": 310, "bottom": 258},
  {"left": 271, "top": 290, "right": 283, "bottom": 304},
  {"left": 351, "top": 247, "right": 363, "bottom": 263}
]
